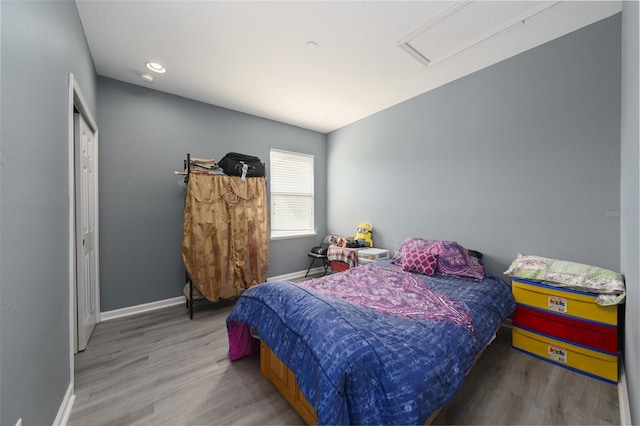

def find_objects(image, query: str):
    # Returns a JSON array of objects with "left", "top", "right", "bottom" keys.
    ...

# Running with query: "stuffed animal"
[
  {"left": 327, "top": 234, "right": 347, "bottom": 247},
  {"left": 354, "top": 223, "right": 373, "bottom": 248}
]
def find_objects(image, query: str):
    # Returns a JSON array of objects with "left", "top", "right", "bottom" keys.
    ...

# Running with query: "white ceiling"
[{"left": 75, "top": 1, "right": 621, "bottom": 134}]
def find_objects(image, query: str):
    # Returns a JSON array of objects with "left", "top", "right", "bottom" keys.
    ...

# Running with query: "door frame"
[{"left": 67, "top": 73, "right": 100, "bottom": 380}]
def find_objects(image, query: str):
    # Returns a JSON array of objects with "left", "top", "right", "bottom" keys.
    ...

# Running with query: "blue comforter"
[{"left": 227, "top": 262, "right": 515, "bottom": 425}]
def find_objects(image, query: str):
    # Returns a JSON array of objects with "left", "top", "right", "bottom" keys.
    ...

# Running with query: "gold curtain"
[{"left": 181, "top": 173, "right": 269, "bottom": 302}]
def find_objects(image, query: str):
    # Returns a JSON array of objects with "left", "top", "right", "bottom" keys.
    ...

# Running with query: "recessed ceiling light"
[
  {"left": 145, "top": 62, "right": 166, "bottom": 74},
  {"left": 141, "top": 74, "right": 154, "bottom": 83}
]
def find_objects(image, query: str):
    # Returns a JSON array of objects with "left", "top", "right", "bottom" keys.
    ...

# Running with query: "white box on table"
[{"left": 357, "top": 248, "right": 390, "bottom": 265}]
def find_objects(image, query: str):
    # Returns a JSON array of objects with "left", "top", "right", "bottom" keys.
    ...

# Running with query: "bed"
[{"left": 227, "top": 239, "right": 516, "bottom": 425}]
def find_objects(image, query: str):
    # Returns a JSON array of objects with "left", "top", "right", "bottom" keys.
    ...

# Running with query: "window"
[{"left": 270, "top": 148, "right": 314, "bottom": 239}]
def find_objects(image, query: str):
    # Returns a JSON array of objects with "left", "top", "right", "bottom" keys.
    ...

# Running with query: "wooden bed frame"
[
  {"left": 260, "top": 341, "right": 441, "bottom": 425},
  {"left": 260, "top": 341, "right": 317, "bottom": 424}
]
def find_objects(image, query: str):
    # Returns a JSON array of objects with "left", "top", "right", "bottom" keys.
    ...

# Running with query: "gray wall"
[
  {"left": 97, "top": 77, "right": 326, "bottom": 311},
  {"left": 0, "top": 1, "right": 97, "bottom": 425},
  {"left": 327, "top": 14, "right": 621, "bottom": 278},
  {"left": 620, "top": 2, "right": 639, "bottom": 424},
  {"left": 328, "top": 11, "right": 639, "bottom": 417}
]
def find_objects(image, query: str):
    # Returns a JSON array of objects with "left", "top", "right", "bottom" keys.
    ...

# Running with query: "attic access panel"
[{"left": 398, "top": 1, "right": 558, "bottom": 67}]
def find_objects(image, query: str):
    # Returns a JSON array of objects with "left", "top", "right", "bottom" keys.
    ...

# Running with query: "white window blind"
[{"left": 270, "top": 149, "right": 314, "bottom": 238}]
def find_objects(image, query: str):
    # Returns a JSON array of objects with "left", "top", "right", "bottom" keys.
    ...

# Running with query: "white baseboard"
[
  {"left": 268, "top": 267, "right": 325, "bottom": 282},
  {"left": 100, "top": 268, "right": 322, "bottom": 322},
  {"left": 53, "top": 383, "right": 75, "bottom": 426},
  {"left": 619, "top": 356, "right": 632, "bottom": 426},
  {"left": 100, "top": 296, "right": 185, "bottom": 322}
]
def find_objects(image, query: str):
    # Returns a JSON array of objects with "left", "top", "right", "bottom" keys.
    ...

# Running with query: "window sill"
[{"left": 270, "top": 232, "right": 317, "bottom": 241}]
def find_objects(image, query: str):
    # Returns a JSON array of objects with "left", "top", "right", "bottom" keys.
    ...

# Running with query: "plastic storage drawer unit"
[
  {"left": 357, "top": 248, "right": 389, "bottom": 265},
  {"left": 511, "top": 278, "right": 618, "bottom": 383}
]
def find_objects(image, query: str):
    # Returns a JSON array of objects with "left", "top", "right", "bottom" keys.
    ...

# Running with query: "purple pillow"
[
  {"left": 402, "top": 249, "right": 438, "bottom": 276},
  {"left": 425, "top": 240, "right": 484, "bottom": 280}
]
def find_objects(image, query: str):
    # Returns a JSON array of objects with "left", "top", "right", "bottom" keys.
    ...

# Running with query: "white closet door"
[{"left": 75, "top": 112, "right": 98, "bottom": 351}]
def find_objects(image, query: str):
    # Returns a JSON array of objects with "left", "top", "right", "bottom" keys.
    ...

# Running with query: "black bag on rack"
[{"left": 219, "top": 152, "right": 265, "bottom": 178}]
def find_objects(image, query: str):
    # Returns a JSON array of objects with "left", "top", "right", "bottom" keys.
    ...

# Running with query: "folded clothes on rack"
[{"left": 189, "top": 157, "right": 224, "bottom": 174}]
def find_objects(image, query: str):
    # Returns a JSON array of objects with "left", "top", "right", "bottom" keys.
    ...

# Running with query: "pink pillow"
[
  {"left": 391, "top": 237, "right": 435, "bottom": 265},
  {"left": 402, "top": 249, "right": 438, "bottom": 276}
]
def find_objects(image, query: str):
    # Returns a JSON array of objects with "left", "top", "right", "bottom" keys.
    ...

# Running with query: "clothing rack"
[
  {"left": 180, "top": 153, "right": 217, "bottom": 319},
  {"left": 182, "top": 153, "right": 196, "bottom": 319},
  {"left": 180, "top": 152, "right": 269, "bottom": 319}
]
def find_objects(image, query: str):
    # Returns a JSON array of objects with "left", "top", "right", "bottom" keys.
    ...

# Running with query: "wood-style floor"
[{"left": 69, "top": 299, "right": 620, "bottom": 425}]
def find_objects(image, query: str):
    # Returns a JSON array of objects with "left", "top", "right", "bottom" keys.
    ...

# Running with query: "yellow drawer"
[
  {"left": 513, "top": 326, "right": 618, "bottom": 383},
  {"left": 511, "top": 279, "right": 617, "bottom": 325}
]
